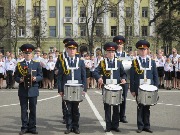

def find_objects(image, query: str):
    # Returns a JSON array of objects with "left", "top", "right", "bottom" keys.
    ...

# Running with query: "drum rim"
[
  {"left": 65, "top": 83, "right": 83, "bottom": 86},
  {"left": 139, "top": 88, "right": 158, "bottom": 92}
]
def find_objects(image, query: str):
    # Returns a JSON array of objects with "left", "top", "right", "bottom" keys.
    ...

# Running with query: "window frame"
[
  {"left": 49, "top": 6, "right": 56, "bottom": 18},
  {"left": 142, "top": 7, "right": 148, "bottom": 18},
  {"left": 111, "top": 26, "right": 117, "bottom": 37},
  {"left": 49, "top": 26, "right": 56, "bottom": 37}
]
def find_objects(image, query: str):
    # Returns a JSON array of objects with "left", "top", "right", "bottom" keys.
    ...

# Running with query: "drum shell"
[
  {"left": 103, "top": 88, "right": 123, "bottom": 105},
  {"left": 137, "top": 88, "right": 158, "bottom": 106},
  {"left": 63, "top": 84, "right": 84, "bottom": 102}
]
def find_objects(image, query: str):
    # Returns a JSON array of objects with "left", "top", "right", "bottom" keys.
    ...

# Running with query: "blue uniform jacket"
[
  {"left": 92, "top": 59, "right": 127, "bottom": 84},
  {"left": 130, "top": 57, "right": 159, "bottom": 94},
  {"left": 14, "top": 60, "right": 43, "bottom": 97},
  {"left": 58, "top": 57, "right": 87, "bottom": 93}
]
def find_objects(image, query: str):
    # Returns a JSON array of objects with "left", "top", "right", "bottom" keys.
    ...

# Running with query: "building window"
[
  {"left": 80, "top": 26, "right": 86, "bottom": 36},
  {"left": 126, "top": 7, "right": 132, "bottom": 17},
  {"left": 49, "top": 6, "right": 56, "bottom": 18},
  {"left": 34, "top": 26, "right": 40, "bottom": 36},
  {"left": 111, "top": 26, "right": 117, "bottom": 36},
  {"left": 49, "top": 26, "right": 56, "bottom": 37},
  {"left": 34, "top": 6, "right": 40, "bottom": 17},
  {"left": 80, "top": 7, "right": 86, "bottom": 17},
  {"left": 0, "top": 7, "right": 4, "bottom": 18},
  {"left": 65, "top": 7, "right": 71, "bottom": 17},
  {"left": 19, "top": 26, "right": 25, "bottom": 37},
  {"left": 125, "top": 26, "right": 132, "bottom": 36},
  {"left": 95, "top": 26, "right": 103, "bottom": 36},
  {"left": 65, "top": 26, "right": 72, "bottom": 36},
  {"left": 142, "top": 26, "right": 148, "bottom": 36},
  {"left": 142, "top": 7, "right": 148, "bottom": 17},
  {"left": 18, "top": 6, "right": 24, "bottom": 17},
  {"left": 111, "top": 8, "right": 117, "bottom": 17}
]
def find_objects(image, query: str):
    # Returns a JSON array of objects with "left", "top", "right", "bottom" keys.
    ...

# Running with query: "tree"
[
  {"left": 149, "top": 0, "right": 180, "bottom": 55},
  {"left": 28, "top": 0, "right": 47, "bottom": 48},
  {"left": 10, "top": 0, "right": 26, "bottom": 58},
  {"left": 0, "top": 0, "right": 10, "bottom": 47},
  {"left": 78, "top": 0, "right": 122, "bottom": 53}
]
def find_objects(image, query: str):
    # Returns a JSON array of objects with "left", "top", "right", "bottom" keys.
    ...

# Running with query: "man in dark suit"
[
  {"left": 93, "top": 42, "right": 127, "bottom": 132},
  {"left": 113, "top": 35, "right": 128, "bottom": 123},
  {"left": 130, "top": 40, "right": 158, "bottom": 133},
  {"left": 55, "top": 38, "right": 74, "bottom": 124},
  {"left": 58, "top": 41, "right": 86, "bottom": 134},
  {"left": 14, "top": 44, "right": 43, "bottom": 135}
]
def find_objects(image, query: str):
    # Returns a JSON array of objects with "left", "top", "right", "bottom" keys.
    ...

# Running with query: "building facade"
[{"left": 0, "top": 0, "right": 159, "bottom": 54}]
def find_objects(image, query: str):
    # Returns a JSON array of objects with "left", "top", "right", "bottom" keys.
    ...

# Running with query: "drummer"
[
  {"left": 92, "top": 42, "right": 127, "bottom": 132},
  {"left": 55, "top": 38, "right": 74, "bottom": 124},
  {"left": 58, "top": 41, "right": 86, "bottom": 134},
  {"left": 130, "top": 40, "right": 158, "bottom": 133},
  {"left": 113, "top": 35, "right": 129, "bottom": 123}
]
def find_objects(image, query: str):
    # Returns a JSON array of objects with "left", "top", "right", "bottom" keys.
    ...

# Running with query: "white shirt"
[
  {"left": 157, "top": 57, "right": 165, "bottom": 67},
  {"left": 84, "top": 60, "right": 92, "bottom": 69},
  {"left": 175, "top": 62, "right": 180, "bottom": 71},
  {"left": 5, "top": 60, "right": 16, "bottom": 73},
  {"left": 164, "top": 62, "right": 173, "bottom": 72},
  {"left": 40, "top": 58, "right": 48, "bottom": 68},
  {"left": 46, "top": 61, "right": 55, "bottom": 70},
  {"left": 0, "top": 59, "right": 5, "bottom": 74}
]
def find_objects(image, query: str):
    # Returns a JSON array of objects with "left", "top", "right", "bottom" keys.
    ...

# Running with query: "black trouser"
[
  {"left": 65, "top": 101, "right": 80, "bottom": 130},
  {"left": 137, "top": 104, "right": 150, "bottom": 130},
  {"left": 19, "top": 96, "right": 37, "bottom": 132},
  {"left": 104, "top": 103, "right": 119, "bottom": 130},
  {"left": 6, "top": 70, "right": 13, "bottom": 88},
  {"left": 119, "top": 83, "right": 128, "bottom": 120},
  {"left": 62, "top": 99, "right": 67, "bottom": 120}
]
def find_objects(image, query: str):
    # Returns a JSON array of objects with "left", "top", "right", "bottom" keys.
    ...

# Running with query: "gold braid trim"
[
  {"left": 17, "top": 62, "right": 28, "bottom": 76},
  {"left": 59, "top": 53, "right": 70, "bottom": 75},
  {"left": 133, "top": 59, "right": 144, "bottom": 74},
  {"left": 100, "top": 60, "right": 111, "bottom": 77}
]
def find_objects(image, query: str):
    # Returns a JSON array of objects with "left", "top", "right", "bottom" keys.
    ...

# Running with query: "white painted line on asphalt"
[
  {"left": 0, "top": 95, "right": 59, "bottom": 108},
  {"left": 158, "top": 91, "right": 180, "bottom": 92},
  {"left": 0, "top": 91, "right": 57, "bottom": 92},
  {"left": 0, "top": 103, "right": 20, "bottom": 108},
  {"left": 85, "top": 93, "right": 113, "bottom": 135},
  {"left": 94, "top": 91, "right": 180, "bottom": 107}
]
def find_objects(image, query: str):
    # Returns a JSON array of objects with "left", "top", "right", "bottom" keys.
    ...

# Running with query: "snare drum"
[
  {"left": 103, "top": 84, "right": 123, "bottom": 105},
  {"left": 63, "top": 84, "right": 84, "bottom": 102},
  {"left": 137, "top": 84, "right": 158, "bottom": 106}
]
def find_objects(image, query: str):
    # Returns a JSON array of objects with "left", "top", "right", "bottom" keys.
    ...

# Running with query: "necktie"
[
  {"left": 27, "top": 62, "right": 30, "bottom": 67},
  {"left": 109, "top": 60, "right": 113, "bottom": 68},
  {"left": 142, "top": 59, "right": 146, "bottom": 67},
  {"left": 70, "top": 58, "right": 74, "bottom": 67}
]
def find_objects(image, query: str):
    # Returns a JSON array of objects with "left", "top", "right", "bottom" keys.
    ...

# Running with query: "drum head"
[
  {"left": 139, "top": 84, "right": 158, "bottom": 91},
  {"left": 104, "top": 84, "right": 122, "bottom": 91},
  {"left": 65, "top": 83, "right": 83, "bottom": 86}
]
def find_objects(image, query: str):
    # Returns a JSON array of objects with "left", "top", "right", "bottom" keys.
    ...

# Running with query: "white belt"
[{"left": 106, "top": 79, "right": 117, "bottom": 85}]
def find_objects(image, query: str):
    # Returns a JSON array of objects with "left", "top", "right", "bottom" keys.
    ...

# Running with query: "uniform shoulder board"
[
  {"left": 32, "top": 60, "right": 38, "bottom": 63},
  {"left": 116, "top": 57, "right": 122, "bottom": 61}
]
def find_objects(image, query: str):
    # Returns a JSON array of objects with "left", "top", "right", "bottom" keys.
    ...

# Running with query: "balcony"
[
  {"left": 63, "top": 17, "right": 72, "bottom": 23},
  {"left": 78, "top": 17, "right": 86, "bottom": 23},
  {"left": 96, "top": 17, "right": 103, "bottom": 23}
]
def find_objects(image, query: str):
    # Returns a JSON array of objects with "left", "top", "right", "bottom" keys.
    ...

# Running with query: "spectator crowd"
[{"left": 0, "top": 47, "right": 179, "bottom": 90}]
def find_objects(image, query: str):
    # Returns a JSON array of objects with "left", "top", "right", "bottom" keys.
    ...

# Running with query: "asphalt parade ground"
[{"left": 0, "top": 86, "right": 180, "bottom": 135}]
